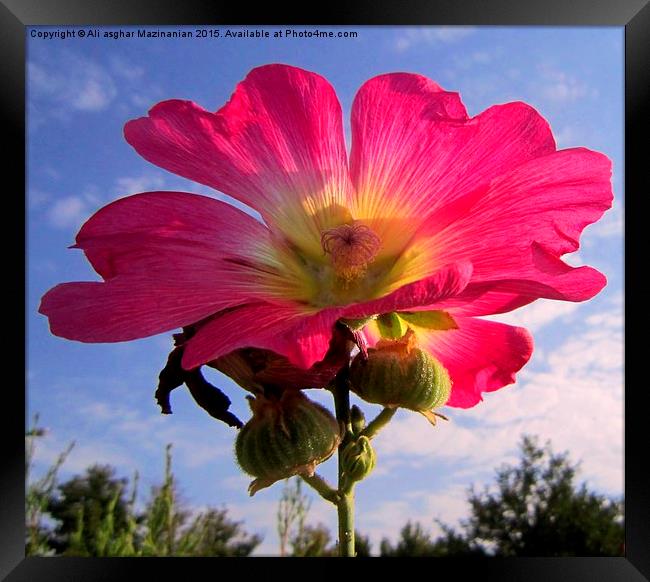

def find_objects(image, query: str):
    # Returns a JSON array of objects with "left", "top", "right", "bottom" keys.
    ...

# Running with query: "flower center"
[{"left": 320, "top": 221, "right": 381, "bottom": 282}]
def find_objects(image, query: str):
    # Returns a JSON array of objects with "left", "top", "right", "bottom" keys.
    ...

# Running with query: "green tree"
[
  {"left": 47, "top": 464, "right": 132, "bottom": 555},
  {"left": 292, "top": 525, "right": 371, "bottom": 557},
  {"left": 382, "top": 436, "right": 623, "bottom": 557},
  {"left": 380, "top": 522, "right": 432, "bottom": 556},
  {"left": 30, "top": 433, "right": 261, "bottom": 556},
  {"left": 460, "top": 435, "right": 624, "bottom": 556},
  {"left": 381, "top": 521, "right": 485, "bottom": 557},
  {"left": 180, "top": 508, "right": 262, "bottom": 556},
  {"left": 140, "top": 444, "right": 262, "bottom": 556}
]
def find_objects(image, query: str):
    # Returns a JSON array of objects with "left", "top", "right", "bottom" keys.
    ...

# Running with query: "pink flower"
[{"left": 39, "top": 64, "right": 613, "bottom": 408}]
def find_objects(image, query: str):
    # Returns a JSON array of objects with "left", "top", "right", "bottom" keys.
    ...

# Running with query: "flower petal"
[
  {"left": 181, "top": 303, "right": 343, "bottom": 371},
  {"left": 74, "top": 191, "right": 268, "bottom": 273},
  {"left": 72, "top": 190, "right": 314, "bottom": 307},
  {"left": 124, "top": 65, "right": 352, "bottom": 256},
  {"left": 416, "top": 316, "right": 534, "bottom": 408},
  {"left": 425, "top": 148, "right": 612, "bottom": 303},
  {"left": 350, "top": 73, "right": 555, "bottom": 238},
  {"left": 39, "top": 276, "right": 244, "bottom": 343},
  {"left": 342, "top": 261, "right": 473, "bottom": 318}
]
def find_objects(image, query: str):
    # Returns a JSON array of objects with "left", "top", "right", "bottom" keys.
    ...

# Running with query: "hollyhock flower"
[{"left": 39, "top": 64, "right": 613, "bottom": 408}]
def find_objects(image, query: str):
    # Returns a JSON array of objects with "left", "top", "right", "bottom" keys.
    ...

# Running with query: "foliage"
[
  {"left": 48, "top": 464, "right": 132, "bottom": 555},
  {"left": 276, "top": 477, "right": 371, "bottom": 557},
  {"left": 26, "top": 427, "right": 261, "bottom": 557},
  {"left": 380, "top": 521, "right": 484, "bottom": 557},
  {"left": 460, "top": 435, "right": 624, "bottom": 556},
  {"left": 25, "top": 414, "right": 75, "bottom": 556},
  {"left": 380, "top": 435, "right": 624, "bottom": 557}
]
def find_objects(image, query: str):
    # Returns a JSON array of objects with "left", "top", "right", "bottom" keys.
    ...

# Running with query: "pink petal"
[
  {"left": 418, "top": 316, "right": 534, "bottom": 408},
  {"left": 73, "top": 191, "right": 271, "bottom": 284},
  {"left": 39, "top": 191, "right": 294, "bottom": 343},
  {"left": 350, "top": 73, "right": 555, "bottom": 232},
  {"left": 124, "top": 65, "right": 352, "bottom": 255},
  {"left": 181, "top": 303, "right": 343, "bottom": 371},
  {"left": 342, "top": 261, "right": 473, "bottom": 318},
  {"left": 425, "top": 148, "right": 612, "bottom": 303},
  {"left": 39, "top": 277, "right": 245, "bottom": 343}
]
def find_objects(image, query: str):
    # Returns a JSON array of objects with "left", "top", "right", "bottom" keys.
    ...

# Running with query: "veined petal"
[
  {"left": 75, "top": 190, "right": 266, "bottom": 275},
  {"left": 124, "top": 64, "right": 352, "bottom": 257},
  {"left": 416, "top": 316, "right": 534, "bottom": 408},
  {"left": 342, "top": 261, "right": 473, "bottom": 318},
  {"left": 421, "top": 268, "right": 604, "bottom": 318},
  {"left": 350, "top": 73, "right": 555, "bottom": 242},
  {"left": 181, "top": 303, "right": 343, "bottom": 371},
  {"left": 39, "top": 276, "right": 245, "bottom": 343},
  {"left": 72, "top": 191, "right": 305, "bottom": 305},
  {"left": 425, "top": 148, "right": 612, "bottom": 303},
  {"left": 40, "top": 192, "right": 308, "bottom": 343}
]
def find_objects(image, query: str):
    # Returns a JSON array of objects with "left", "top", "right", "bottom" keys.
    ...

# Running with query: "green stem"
[
  {"left": 337, "top": 489, "right": 355, "bottom": 557},
  {"left": 360, "top": 407, "right": 397, "bottom": 440},
  {"left": 332, "top": 367, "right": 356, "bottom": 557},
  {"left": 301, "top": 473, "right": 338, "bottom": 505}
]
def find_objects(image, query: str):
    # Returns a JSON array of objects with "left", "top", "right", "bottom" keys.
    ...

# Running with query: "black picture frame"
[{"left": 5, "top": 0, "right": 648, "bottom": 579}]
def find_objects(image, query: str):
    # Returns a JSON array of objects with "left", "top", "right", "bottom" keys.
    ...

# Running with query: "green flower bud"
[
  {"left": 341, "top": 436, "right": 376, "bottom": 485},
  {"left": 349, "top": 330, "right": 451, "bottom": 423},
  {"left": 350, "top": 405, "right": 366, "bottom": 435},
  {"left": 235, "top": 390, "right": 341, "bottom": 495}
]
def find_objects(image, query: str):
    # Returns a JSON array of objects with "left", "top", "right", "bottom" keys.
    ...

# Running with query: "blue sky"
[{"left": 27, "top": 25, "right": 624, "bottom": 555}]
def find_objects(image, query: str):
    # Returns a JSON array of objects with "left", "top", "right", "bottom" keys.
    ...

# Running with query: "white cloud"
[
  {"left": 535, "top": 64, "right": 597, "bottom": 104},
  {"left": 554, "top": 125, "right": 584, "bottom": 148},
  {"left": 47, "top": 196, "right": 89, "bottom": 229},
  {"left": 394, "top": 27, "right": 476, "bottom": 52},
  {"left": 364, "top": 298, "right": 623, "bottom": 548},
  {"left": 29, "top": 53, "right": 117, "bottom": 114},
  {"left": 484, "top": 299, "right": 581, "bottom": 333},
  {"left": 28, "top": 188, "right": 51, "bottom": 209},
  {"left": 45, "top": 186, "right": 103, "bottom": 230},
  {"left": 374, "top": 302, "right": 623, "bottom": 499},
  {"left": 585, "top": 205, "right": 623, "bottom": 240},
  {"left": 452, "top": 49, "right": 497, "bottom": 70},
  {"left": 113, "top": 174, "right": 167, "bottom": 198},
  {"left": 109, "top": 56, "right": 145, "bottom": 81},
  {"left": 31, "top": 431, "right": 137, "bottom": 476}
]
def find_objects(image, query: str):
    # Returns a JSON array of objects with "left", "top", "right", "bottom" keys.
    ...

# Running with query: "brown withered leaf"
[{"left": 155, "top": 345, "right": 243, "bottom": 429}]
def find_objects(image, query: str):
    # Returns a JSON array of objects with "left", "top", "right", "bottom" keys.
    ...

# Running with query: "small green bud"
[
  {"left": 350, "top": 405, "right": 366, "bottom": 435},
  {"left": 341, "top": 436, "right": 376, "bottom": 485},
  {"left": 235, "top": 390, "right": 341, "bottom": 495},
  {"left": 349, "top": 330, "right": 451, "bottom": 422}
]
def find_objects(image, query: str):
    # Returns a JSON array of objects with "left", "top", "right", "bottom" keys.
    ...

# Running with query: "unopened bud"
[
  {"left": 341, "top": 436, "right": 376, "bottom": 484},
  {"left": 350, "top": 405, "right": 366, "bottom": 435},
  {"left": 235, "top": 390, "right": 341, "bottom": 495},
  {"left": 349, "top": 330, "right": 451, "bottom": 420}
]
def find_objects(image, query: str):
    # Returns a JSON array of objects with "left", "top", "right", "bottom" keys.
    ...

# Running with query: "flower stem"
[
  {"left": 361, "top": 407, "right": 397, "bottom": 440},
  {"left": 333, "top": 364, "right": 356, "bottom": 557},
  {"left": 301, "top": 473, "right": 338, "bottom": 505},
  {"left": 337, "top": 489, "right": 355, "bottom": 557}
]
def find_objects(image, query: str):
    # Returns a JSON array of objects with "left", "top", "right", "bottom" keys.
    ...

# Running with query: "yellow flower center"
[{"left": 255, "top": 211, "right": 432, "bottom": 311}]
